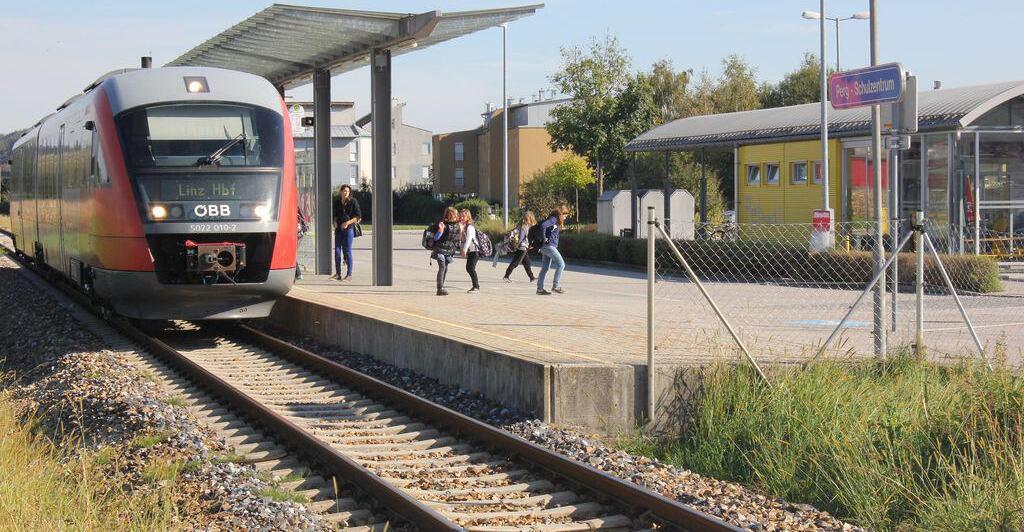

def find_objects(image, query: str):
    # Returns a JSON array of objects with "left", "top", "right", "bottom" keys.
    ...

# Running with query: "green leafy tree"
[
  {"left": 712, "top": 54, "right": 762, "bottom": 113},
  {"left": 646, "top": 59, "right": 691, "bottom": 124},
  {"left": 759, "top": 52, "right": 824, "bottom": 108},
  {"left": 521, "top": 155, "right": 595, "bottom": 220},
  {"left": 547, "top": 33, "right": 657, "bottom": 195}
]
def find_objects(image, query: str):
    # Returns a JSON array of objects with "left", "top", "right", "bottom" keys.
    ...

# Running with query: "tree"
[
  {"left": 521, "top": 155, "right": 595, "bottom": 220},
  {"left": 547, "top": 33, "right": 657, "bottom": 195},
  {"left": 646, "top": 59, "right": 691, "bottom": 124},
  {"left": 712, "top": 54, "right": 761, "bottom": 113},
  {"left": 759, "top": 52, "right": 823, "bottom": 108}
]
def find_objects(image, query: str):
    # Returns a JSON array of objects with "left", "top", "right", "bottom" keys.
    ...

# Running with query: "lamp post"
[
  {"left": 500, "top": 23, "right": 509, "bottom": 229},
  {"left": 801, "top": 6, "right": 869, "bottom": 221},
  {"left": 801, "top": 9, "right": 870, "bottom": 72}
]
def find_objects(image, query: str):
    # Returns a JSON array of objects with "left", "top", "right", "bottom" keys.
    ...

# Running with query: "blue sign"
[{"left": 829, "top": 62, "right": 904, "bottom": 110}]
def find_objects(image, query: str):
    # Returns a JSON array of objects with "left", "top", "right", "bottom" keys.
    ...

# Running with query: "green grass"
[
  {"left": 164, "top": 394, "right": 188, "bottom": 407},
  {"left": 0, "top": 392, "right": 176, "bottom": 530},
  {"left": 257, "top": 486, "right": 308, "bottom": 504},
  {"left": 131, "top": 430, "right": 174, "bottom": 449},
  {"left": 619, "top": 354, "right": 1024, "bottom": 531}
]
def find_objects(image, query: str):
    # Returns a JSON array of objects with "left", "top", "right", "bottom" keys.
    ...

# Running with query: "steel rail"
[{"left": 238, "top": 324, "right": 740, "bottom": 532}]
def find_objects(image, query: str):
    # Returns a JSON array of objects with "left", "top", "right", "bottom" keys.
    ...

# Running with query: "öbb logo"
[{"left": 194, "top": 204, "right": 231, "bottom": 217}]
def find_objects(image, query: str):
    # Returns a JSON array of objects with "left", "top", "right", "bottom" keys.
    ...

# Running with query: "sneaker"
[
  {"left": 331, "top": 274, "right": 342, "bottom": 280},
  {"left": 437, "top": 288, "right": 449, "bottom": 296},
  {"left": 467, "top": 286, "right": 480, "bottom": 293},
  {"left": 552, "top": 287, "right": 566, "bottom": 294},
  {"left": 502, "top": 277, "right": 512, "bottom": 283},
  {"left": 536, "top": 288, "right": 551, "bottom": 295},
  {"left": 341, "top": 275, "right": 352, "bottom": 282}
]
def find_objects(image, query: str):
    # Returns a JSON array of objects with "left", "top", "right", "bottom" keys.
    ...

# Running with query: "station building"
[{"left": 628, "top": 80, "right": 1024, "bottom": 259}]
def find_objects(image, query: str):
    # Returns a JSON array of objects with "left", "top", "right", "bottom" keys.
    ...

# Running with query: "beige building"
[{"left": 433, "top": 98, "right": 575, "bottom": 207}]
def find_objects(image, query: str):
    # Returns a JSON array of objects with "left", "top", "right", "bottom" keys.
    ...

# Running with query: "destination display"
[{"left": 136, "top": 174, "right": 279, "bottom": 203}]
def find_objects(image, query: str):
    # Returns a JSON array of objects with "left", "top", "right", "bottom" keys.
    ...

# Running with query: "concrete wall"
[{"left": 267, "top": 295, "right": 644, "bottom": 432}]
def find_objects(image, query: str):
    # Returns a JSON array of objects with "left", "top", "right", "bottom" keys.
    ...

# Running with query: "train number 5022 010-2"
[{"left": 188, "top": 223, "right": 238, "bottom": 233}]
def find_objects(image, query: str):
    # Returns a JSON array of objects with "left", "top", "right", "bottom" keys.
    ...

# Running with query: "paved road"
[{"left": 290, "top": 231, "right": 1024, "bottom": 368}]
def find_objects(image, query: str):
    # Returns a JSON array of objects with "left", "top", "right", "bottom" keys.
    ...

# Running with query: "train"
[{"left": 7, "top": 65, "right": 297, "bottom": 320}]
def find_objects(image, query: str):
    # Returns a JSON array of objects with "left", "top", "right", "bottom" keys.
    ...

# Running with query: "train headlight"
[
  {"left": 170, "top": 205, "right": 184, "bottom": 218},
  {"left": 253, "top": 204, "right": 271, "bottom": 221},
  {"left": 184, "top": 76, "right": 209, "bottom": 93},
  {"left": 150, "top": 205, "right": 168, "bottom": 220}
]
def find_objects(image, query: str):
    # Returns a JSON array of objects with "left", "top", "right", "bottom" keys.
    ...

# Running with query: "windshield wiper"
[{"left": 196, "top": 132, "right": 246, "bottom": 166}]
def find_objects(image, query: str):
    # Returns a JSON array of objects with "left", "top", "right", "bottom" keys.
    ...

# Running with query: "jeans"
[
  {"left": 504, "top": 249, "right": 534, "bottom": 280},
  {"left": 435, "top": 253, "right": 454, "bottom": 290},
  {"left": 537, "top": 246, "right": 564, "bottom": 290},
  {"left": 334, "top": 225, "right": 354, "bottom": 277},
  {"left": 465, "top": 251, "right": 480, "bottom": 289}
]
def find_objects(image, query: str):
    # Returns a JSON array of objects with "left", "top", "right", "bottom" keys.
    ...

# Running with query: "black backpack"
[
  {"left": 422, "top": 224, "right": 437, "bottom": 250},
  {"left": 527, "top": 223, "right": 545, "bottom": 250}
]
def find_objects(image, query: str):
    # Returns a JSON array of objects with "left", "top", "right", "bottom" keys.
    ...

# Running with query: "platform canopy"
[{"left": 167, "top": 3, "right": 542, "bottom": 89}]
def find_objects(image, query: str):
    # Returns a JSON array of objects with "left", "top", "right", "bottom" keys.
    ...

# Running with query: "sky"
[{"left": 1, "top": 0, "right": 1022, "bottom": 134}]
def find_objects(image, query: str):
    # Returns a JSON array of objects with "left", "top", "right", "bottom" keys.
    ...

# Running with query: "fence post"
[
  {"left": 923, "top": 233, "right": 990, "bottom": 370},
  {"left": 915, "top": 211, "right": 925, "bottom": 357},
  {"left": 646, "top": 206, "right": 656, "bottom": 424}
]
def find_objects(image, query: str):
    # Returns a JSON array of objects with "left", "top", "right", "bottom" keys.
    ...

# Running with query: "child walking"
[
  {"left": 536, "top": 205, "right": 569, "bottom": 295},
  {"left": 502, "top": 211, "right": 536, "bottom": 283},
  {"left": 432, "top": 207, "right": 460, "bottom": 296},
  {"left": 459, "top": 208, "right": 481, "bottom": 293}
]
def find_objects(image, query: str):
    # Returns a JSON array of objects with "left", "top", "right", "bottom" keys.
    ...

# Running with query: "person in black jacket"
[
  {"left": 332, "top": 184, "right": 361, "bottom": 281},
  {"left": 432, "top": 206, "right": 460, "bottom": 296}
]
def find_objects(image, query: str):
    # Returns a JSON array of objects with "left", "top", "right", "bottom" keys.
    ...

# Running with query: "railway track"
[{"left": 1, "top": 232, "right": 738, "bottom": 531}]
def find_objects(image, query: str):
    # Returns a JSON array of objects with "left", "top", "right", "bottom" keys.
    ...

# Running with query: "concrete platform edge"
[{"left": 267, "top": 295, "right": 641, "bottom": 430}]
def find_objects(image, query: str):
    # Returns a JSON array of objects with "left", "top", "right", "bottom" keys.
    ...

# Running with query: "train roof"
[{"left": 100, "top": 66, "right": 283, "bottom": 116}]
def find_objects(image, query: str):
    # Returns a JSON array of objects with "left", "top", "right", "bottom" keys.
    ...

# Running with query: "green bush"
[
  {"left": 553, "top": 233, "right": 1003, "bottom": 293},
  {"left": 454, "top": 197, "right": 491, "bottom": 220},
  {"left": 623, "top": 356, "right": 1024, "bottom": 531}
]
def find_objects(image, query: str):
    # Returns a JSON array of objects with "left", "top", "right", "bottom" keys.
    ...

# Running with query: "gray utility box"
[{"left": 597, "top": 189, "right": 695, "bottom": 239}]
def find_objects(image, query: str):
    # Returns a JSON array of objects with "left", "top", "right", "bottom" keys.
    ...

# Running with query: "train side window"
[{"left": 91, "top": 131, "right": 109, "bottom": 186}]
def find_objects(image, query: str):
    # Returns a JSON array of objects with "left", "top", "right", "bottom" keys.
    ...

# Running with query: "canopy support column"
[
  {"left": 700, "top": 147, "right": 708, "bottom": 232},
  {"left": 663, "top": 151, "right": 672, "bottom": 237},
  {"left": 371, "top": 48, "right": 393, "bottom": 286},
  {"left": 313, "top": 68, "right": 332, "bottom": 275}
]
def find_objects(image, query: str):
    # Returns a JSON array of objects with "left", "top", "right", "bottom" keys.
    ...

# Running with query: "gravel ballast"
[
  {"left": 267, "top": 326, "right": 862, "bottom": 531},
  {"left": 0, "top": 256, "right": 328, "bottom": 530}
]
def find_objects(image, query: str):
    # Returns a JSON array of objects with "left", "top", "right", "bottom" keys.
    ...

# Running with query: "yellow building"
[
  {"left": 736, "top": 139, "right": 842, "bottom": 224},
  {"left": 433, "top": 98, "right": 576, "bottom": 206}
]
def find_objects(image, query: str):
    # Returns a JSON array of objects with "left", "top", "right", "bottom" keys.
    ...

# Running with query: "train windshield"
[{"left": 117, "top": 103, "right": 284, "bottom": 168}]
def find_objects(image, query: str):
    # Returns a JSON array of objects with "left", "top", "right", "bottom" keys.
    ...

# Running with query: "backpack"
[
  {"left": 475, "top": 230, "right": 494, "bottom": 257},
  {"left": 421, "top": 224, "right": 437, "bottom": 250},
  {"left": 527, "top": 223, "right": 545, "bottom": 250}
]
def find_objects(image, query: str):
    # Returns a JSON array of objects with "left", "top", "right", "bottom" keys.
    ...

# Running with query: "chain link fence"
[{"left": 648, "top": 212, "right": 1023, "bottom": 380}]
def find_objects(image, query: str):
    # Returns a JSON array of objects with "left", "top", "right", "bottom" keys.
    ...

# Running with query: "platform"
[{"left": 271, "top": 231, "right": 1023, "bottom": 430}]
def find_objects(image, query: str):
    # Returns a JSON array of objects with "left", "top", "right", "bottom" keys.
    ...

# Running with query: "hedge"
[{"left": 547, "top": 232, "right": 1003, "bottom": 294}]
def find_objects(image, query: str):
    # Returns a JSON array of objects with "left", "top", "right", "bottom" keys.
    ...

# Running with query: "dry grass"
[
  {"left": 0, "top": 214, "right": 10, "bottom": 233},
  {"left": 0, "top": 392, "right": 177, "bottom": 530}
]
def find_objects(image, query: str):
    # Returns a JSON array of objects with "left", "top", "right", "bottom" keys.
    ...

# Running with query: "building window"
[
  {"left": 791, "top": 161, "right": 808, "bottom": 184},
  {"left": 421, "top": 166, "right": 430, "bottom": 180},
  {"left": 765, "top": 163, "right": 780, "bottom": 185},
  {"left": 812, "top": 160, "right": 823, "bottom": 184},
  {"left": 455, "top": 167, "right": 464, "bottom": 188},
  {"left": 349, "top": 143, "right": 357, "bottom": 162},
  {"left": 392, "top": 142, "right": 397, "bottom": 155},
  {"left": 350, "top": 164, "right": 359, "bottom": 184},
  {"left": 422, "top": 142, "right": 430, "bottom": 156},
  {"left": 454, "top": 142, "right": 464, "bottom": 162},
  {"left": 745, "top": 164, "right": 761, "bottom": 185},
  {"left": 392, "top": 166, "right": 396, "bottom": 179}
]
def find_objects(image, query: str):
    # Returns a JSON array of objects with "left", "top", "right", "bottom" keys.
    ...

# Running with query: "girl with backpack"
[
  {"left": 535, "top": 205, "right": 570, "bottom": 295},
  {"left": 458, "top": 208, "right": 482, "bottom": 293},
  {"left": 332, "top": 184, "right": 361, "bottom": 281},
  {"left": 432, "top": 207, "right": 460, "bottom": 296},
  {"left": 502, "top": 211, "right": 536, "bottom": 283}
]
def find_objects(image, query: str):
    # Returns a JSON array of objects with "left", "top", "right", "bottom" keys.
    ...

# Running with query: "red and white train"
[{"left": 8, "top": 65, "right": 297, "bottom": 320}]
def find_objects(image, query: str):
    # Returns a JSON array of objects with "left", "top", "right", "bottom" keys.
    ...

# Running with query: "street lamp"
[{"left": 801, "top": 9, "right": 869, "bottom": 72}]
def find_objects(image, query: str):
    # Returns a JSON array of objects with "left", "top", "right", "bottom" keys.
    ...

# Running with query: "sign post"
[
  {"left": 811, "top": 209, "right": 833, "bottom": 252},
  {"left": 829, "top": 62, "right": 905, "bottom": 110}
]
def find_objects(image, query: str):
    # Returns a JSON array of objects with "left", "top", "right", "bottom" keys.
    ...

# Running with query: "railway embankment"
[{"left": 0, "top": 255, "right": 328, "bottom": 530}]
